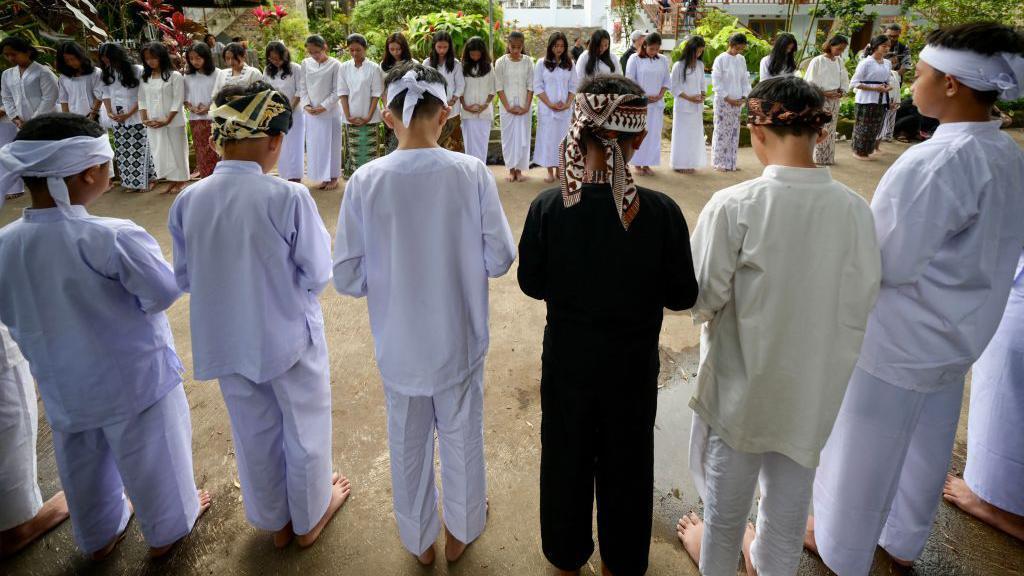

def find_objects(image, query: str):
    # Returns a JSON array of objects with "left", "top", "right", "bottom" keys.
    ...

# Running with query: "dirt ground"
[{"left": 2, "top": 133, "right": 1024, "bottom": 576}]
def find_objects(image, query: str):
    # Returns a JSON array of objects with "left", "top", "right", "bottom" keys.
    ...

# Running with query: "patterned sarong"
[
  {"left": 852, "top": 103, "right": 886, "bottom": 157},
  {"left": 111, "top": 123, "right": 156, "bottom": 190},
  {"left": 190, "top": 120, "right": 219, "bottom": 177},
  {"left": 815, "top": 98, "right": 842, "bottom": 165},
  {"left": 343, "top": 123, "right": 383, "bottom": 179}
]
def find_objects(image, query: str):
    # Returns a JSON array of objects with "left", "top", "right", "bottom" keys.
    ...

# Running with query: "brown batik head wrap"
[
  {"left": 559, "top": 92, "right": 648, "bottom": 230},
  {"left": 746, "top": 97, "right": 832, "bottom": 132}
]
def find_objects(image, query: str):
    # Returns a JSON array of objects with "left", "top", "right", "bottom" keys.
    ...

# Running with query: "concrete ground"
[{"left": 3, "top": 133, "right": 1024, "bottom": 576}]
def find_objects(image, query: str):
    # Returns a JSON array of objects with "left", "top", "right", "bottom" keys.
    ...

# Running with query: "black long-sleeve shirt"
[{"left": 518, "top": 184, "right": 698, "bottom": 335}]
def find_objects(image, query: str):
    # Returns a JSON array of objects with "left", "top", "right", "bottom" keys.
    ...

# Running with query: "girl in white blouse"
[
  {"left": 0, "top": 36, "right": 56, "bottom": 198},
  {"left": 55, "top": 41, "right": 102, "bottom": 120},
  {"left": 494, "top": 31, "right": 534, "bottom": 183},
  {"left": 460, "top": 36, "right": 497, "bottom": 164},
  {"left": 139, "top": 42, "right": 189, "bottom": 193},
  {"left": 626, "top": 32, "right": 671, "bottom": 173},
  {"left": 711, "top": 33, "right": 751, "bottom": 171},
  {"left": 849, "top": 35, "right": 892, "bottom": 159},
  {"left": 575, "top": 29, "right": 622, "bottom": 83},
  {"left": 423, "top": 31, "right": 467, "bottom": 152},
  {"left": 98, "top": 42, "right": 156, "bottom": 191},
  {"left": 758, "top": 33, "right": 798, "bottom": 82},
  {"left": 338, "top": 33, "right": 384, "bottom": 180},
  {"left": 670, "top": 35, "right": 708, "bottom": 173},
  {"left": 264, "top": 41, "right": 305, "bottom": 182},
  {"left": 533, "top": 32, "right": 577, "bottom": 182},
  {"left": 804, "top": 34, "right": 850, "bottom": 165},
  {"left": 212, "top": 43, "right": 264, "bottom": 99},
  {"left": 300, "top": 34, "right": 342, "bottom": 190},
  {"left": 184, "top": 43, "right": 223, "bottom": 178}
]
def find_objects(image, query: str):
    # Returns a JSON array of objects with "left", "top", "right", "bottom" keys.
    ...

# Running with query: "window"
[
  {"left": 503, "top": 0, "right": 551, "bottom": 7},
  {"left": 747, "top": 19, "right": 786, "bottom": 40},
  {"left": 557, "top": 0, "right": 585, "bottom": 7}
]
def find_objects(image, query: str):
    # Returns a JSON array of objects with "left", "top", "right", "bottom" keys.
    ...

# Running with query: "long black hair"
[
  {"left": 381, "top": 33, "right": 412, "bottom": 72},
  {"left": 55, "top": 41, "right": 95, "bottom": 77},
  {"left": 140, "top": 42, "right": 172, "bottom": 82},
  {"left": 585, "top": 29, "right": 615, "bottom": 75},
  {"left": 863, "top": 35, "right": 890, "bottom": 58},
  {"left": 544, "top": 32, "right": 572, "bottom": 72},
  {"left": 99, "top": 43, "right": 139, "bottom": 88},
  {"left": 821, "top": 34, "right": 848, "bottom": 56},
  {"left": 429, "top": 31, "right": 456, "bottom": 73},
  {"left": 264, "top": 41, "right": 293, "bottom": 79},
  {"left": 462, "top": 36, "right": 492, "bottom": 77},
  {"left": 767, "top": 33, "right": 797, "bottom": 76},
  {"left": 639, "top": 32, "right": 663, "bottom": 59},
  {"left": 186, "top": 42, "right": 216, "bottom": 75},
  {"left": 680, "top": 35, "right": 705, "bottom": 82},
  {"left": 0, "top": 37, "right": 39, "bottom": 61},
  {"left": 223, "top": 42, "right": 247, "bottom": 67}
]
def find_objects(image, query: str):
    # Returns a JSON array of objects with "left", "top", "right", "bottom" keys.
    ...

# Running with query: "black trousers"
[{"left": 539, "top": 324, "right": 660, "bottom": 576}]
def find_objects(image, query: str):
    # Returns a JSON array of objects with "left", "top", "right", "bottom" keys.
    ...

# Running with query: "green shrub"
[
  {"left": 351, "top": 0, "right": 501, "bottom": 35},
  {"left": 670, "top": 14, "right": 770, "bottom": 77},
  {"left": 406, "top": 12, "right": 504, "bottom": 61},
  {"left": 276, "top": 16, "right": 311, "bottom": 61}
]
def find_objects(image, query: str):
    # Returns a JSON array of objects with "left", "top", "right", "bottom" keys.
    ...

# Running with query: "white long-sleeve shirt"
[
  {"left": 626, "top": 53, "right": 671, "bottom": 108},
  {"left": 99, "top": 64, "right": 144, "bottom": 125},
  {"left": 671, "top": 60, "right": 706, "bottom": 114},
  {"left": 58, "top": 68, "right": 102, "bottom": 116},
  {"left": 169, "top": 160, "right": 332, "bottom": 383},
  {"left": 804, "top": 54, "right": 850, "bottom": 93},
  {"left": 183, "top": 69, "right": 222, "bottom": 120},
  {"left": 857, "top": 121, "right": 1024, "bottom": 393},
  {"left": 1, "top": 62, "right": 58, "bottom": 122},
  {"left": 300, "top": 56, "right": 341, "bottom": 111},
  {"left": 575, "top": 50, "right": 622, "bottom": 83},
  {"left": 139, "top": 71, "right": 185, "bottom": 127},
  {"left": 210, "top": 65, "right": 263, "bottom": 100},
  {"left": 494, "top": 55, "right": 534, "bottom": 109},
  {"left": 757, "top": 55, "right": 795, "bottom": 82},
  {"left": 461, "top": 71, "right": 495, "bottom": 120},
  {"left": 689, "top": 166, "right": 880, "bottom": 468},
  {"left": 850, "top": 56, "right": 892, "bottom": 105},
  {"left": 333, "top": 148, "right": 517, "bottom": 396},
  {"left": 0, "top": 205, "right": 183, "bottom": 433},
  {"left": 338, "top": 58, "right": 383, "bottom": 124},
  {"left": 711, "top": 52, "right": 750, "bottom": 99},
  {"left": 533, "top": 60, "right": 577, "bottom": 120},
  {"left": 264, "top": 62, "right": 305, "bottom": 105},
  {"left": 423, "top": 57, "right": 466, "bottom": 117}
]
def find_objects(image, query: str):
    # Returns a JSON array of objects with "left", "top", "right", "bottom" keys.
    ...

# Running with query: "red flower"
[
  {"left": 494, "top": 21, "right": 501, "bottom": 30},
  {"left": 171, "top": 11, "right": 185, "bottom": 27},
  {"left": 429, "top": 24, "right": 436, "bottom": 32},
  {"left": 134, "top": 1, "right": 152, "bottom": 10},
  {"left": 457, "top": 10, "right": 463, "bottom": 16},
  {"left": 253, "top": 6, "right": 266, "bottom": 18},
  {"left": 274, "top": 5, "right": 287, "bottom": 17}
]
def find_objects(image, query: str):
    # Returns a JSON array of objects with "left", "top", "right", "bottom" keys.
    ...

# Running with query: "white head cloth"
[
  {"left": 919, "top": 44, "right": 1024, "bottom": 100},
  {"left": 384, "top": 70, "right": 449, "bottom": 127},
  {"left": 0, "top": 135, "right": 113, "bottom": 215}
]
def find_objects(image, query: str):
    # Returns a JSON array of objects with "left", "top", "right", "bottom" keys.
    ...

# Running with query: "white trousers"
[
  {"left": 278, "top": 108, "right": 306, "bottom": 181},
  {"left": 694, "top": 426, "right": 815, "bottom": 576},
  {"left": 52, "top": 385, "right": 200, "bottom": 553},
  {"left": 384, "top": 366, "right": 487, "bottom": 555},
  {"left": 0, "top": 359, "right": 42, "bottom": 531},
  {"left": 305, "top": 108, "right": 342, "bottom": 182},
  {"left": 813, "top": 366, "right": 964, "bottom": 575},
  {"left": 499, "top": 110, "right": 531, "bottom": 171},
  {"left": 462, "top": 117, "right": 492, "bottom": 165},
  {"left": 218, "top": 335, "right": 333, "bottom": 535}
]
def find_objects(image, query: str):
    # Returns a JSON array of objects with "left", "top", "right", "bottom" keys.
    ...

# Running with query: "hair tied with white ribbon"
[{"left": 385, "top": 70, "right": 449, "bottom": 127}]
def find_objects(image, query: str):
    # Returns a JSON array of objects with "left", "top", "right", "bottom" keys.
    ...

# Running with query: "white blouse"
[
  {"left": 337, "top": 59, "right": 383, "bottom": 124},
  {"left": 100, "top": 65, "right": 144, "bottom": 126},
  {"left": 494, "top": 55, "right": 534, "bottom": 109},
  {"left": 183, "top": 69, "right": 222, "bottom": 120},
  {"left": 422, "top": 57, "right": 466, "bottom": 117},
  {"left": 711, "top": 52, "right": 751, "bottom": 99},
  {"left": 58, "top": 68, "right": 102, "bottom": 116},
  {"left": 575, "top": 50, "right": 622, "bottom": 83},
  {"left": 670, "top": 60, "right": 706, "bottom": 114},
  {"left": 264, "top": 62, "right": 304, "bottom": 105},
  {"left": 301, "top": 56, "right": 341, "bottom": 112},
  {"left": 462, "top": 71, "right": 496, "bottom": 120},
  {"left": 1, "top": 61, "right": 59, "bottom": 122},
  {"left": 850, "top": 57, "right": 892, "bottom": 105},
  {"left": 758, "top": 55, "right": 795, "bottom": 81},
  {"left": 211, "top": 65, "right": 263, "bottom": 100},
  {"left": 139, "top": 71, "right": 185, "bottom": 127},
  {"left": 626, "top": 54, "right": 671, "bottom": 109},
  {"left": 804, "top": 54, "right": 850, "bottom": 93},
  {"left": 533, "top": 60, "right": 577, "bottom": 120}
]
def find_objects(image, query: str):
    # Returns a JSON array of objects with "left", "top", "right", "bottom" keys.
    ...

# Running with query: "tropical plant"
[
  {"left": 405, "top": 12, "right": 505, "bottom": 60},
  {"left": 0, "top": 0, "right": 110, "bottom": 53},
  {"left": 277, "top": 16, "right": 311, "bottom": 60},
  {"left": 902, "top": 0, "right": 1024, "bottom": 27},
  {"left": 809, "top": 0, "right": 874, "bottom": 36},
  {"left": 612, "top": 0, "right": 641, "bottom": 36},
  {"left": 673, "top": 13, "right": 770, "bottom": 76},
  {"left": 351, "top": 0, "right": 501, "bottom": 36},
  {"left": 134, "top": 0, "right": 206, "bottom": 50},
  {"left": 309, "top": 13, "right": 351, "bottom": 53}
]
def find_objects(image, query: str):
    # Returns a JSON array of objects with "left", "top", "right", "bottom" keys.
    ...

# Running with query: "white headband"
[
  {"left": 0, "top": 135, "right": 113, "bottom": 215},
  {"left": 919, "top": 44, "right": 1024, "bottom": 100},
  {"left": 385, "top": 70, "right": 449, "bottom": 127}
]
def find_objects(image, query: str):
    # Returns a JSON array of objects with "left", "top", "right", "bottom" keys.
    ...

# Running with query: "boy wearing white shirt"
[
  {"left": 678, "top": 77, "right": 880, "bottom": 576},
  {"left": 169, "top": 83, "right": 349, "bottom": 550},
  {"left": 333, "top": 62, "right": 516, "bottom": 565},
  {"left": 807, "top": 22, "right": 1024, "bottom": 575},
  {"left": 0, "top": 113, "right": 210, "bottom": 560}
]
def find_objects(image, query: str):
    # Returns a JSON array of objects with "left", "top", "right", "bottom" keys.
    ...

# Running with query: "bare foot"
[
  {"left": 189, "top": 170, "right": 200, "bottom": 179},
  {"left": 803, "top": 516, "right": 818, "bottom": 555},
  {"left": 505, "top": 172, "right": 516, "bottom": 182},
  {"left": 91, "top": 499, "right": 135, "bottom": 561},
  {"left": 544, "top": 174, "right": 556, "bottom": 183},
  {"left": 445, "top": 499, "right": 488, "bottom": 562},
  {"left": 944, "top": 475, "right": 1024, "bottom": 541},
  {"left": 742, "top": 523, "right": 758, "bottom": 576},
  {"left": 0, "top": 491, "right": 70, "bottom": 558},
  {"left": 318, "top": 179, "right": 339, "bottom": 191},
  {"left": 297, "top": 473, "right": 351, "bottom": 548},
  {"left": 677, "top": 512, "right": 703, "bottom": 567},
  {"left": 889, "top": 554, "right": 914, "bottom": 568},
  {"left": 273, "top": 522, "right": 293, "bottom": 549},
  {"left": 417, "top": 543, "right": 436, "bottom": 565},
  {"left": 853, "top": 154, "right": 873, "bottom": 161},
  {"left": 162, "top": 182, "right": 185, "bottom": 195},
  {"left": 515, "top": 172, "right": 529, "bottom": 183},
  {"left": 149, "top": 489, "right": 212, "bottom": 558},
  {"left": 288, "top": 178, "right": 302, "bottom": 183}
]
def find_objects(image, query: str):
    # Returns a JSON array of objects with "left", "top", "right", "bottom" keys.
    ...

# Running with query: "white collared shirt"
[
  {"left": 300, "top": 56, "right": 341, "bottom": 112},
  {"left": 494, "top": 55, "right": 534, "bottom": 109},
  {"left": 857, "top": 121, "right": 1024, "bottom": 392},
  {"left": 804, "top": 54, "right": 850, "bottom": 93},
  {"left": 99, "top": 64, "right": 144, "bottom": 125},
  {"left": 333, "top": 148, "right": 517, "bottom": 396},
  {"left": 711, "top": 52, "right": 751, "bottom": 99},
  {"left": 671, "top": 60, "right": 706, "bottom": 114},
  {"left": 264, "top": 62, "right": 305, "bottom": 104},
  {"left": 184, "top": 68, "right": 222, "bottom": 120},
  {"left": 139, "top": 70, "right": 186, "bottom": 127},
  {"left": 0, "top": 205, "right": 183, "bottom": 432},
  {"left": 211, "top": 65, "right": 263, "bottom": 100},
  {"left": 850, "top": 56, "right": 892, "bottom": 104},
  {"left": 533, "top": 59, "right": 577, "bottom": 119},
  {"left": 462, "top": 70, "right": 496, "bottom": 120},
  {"left": 169, "top": 160, "right": 332, "bottom": 382},
  {"left": 689, "top": 165, "right": 880, "bottom": 468},
  {"left": 338, "top": 58, "right": 383, "bottom": 124},
  {"left": 626, "top": 53, "right": 671, "bottom": 108},
  {"left": 58, "top": 68, "right": 102, "bottom": 116},
  {"left": 422, "top": 57, "right": 466, "bottom": 117},
  {"left": 1, "top": 61, "right": 58, "bottom": 121}
]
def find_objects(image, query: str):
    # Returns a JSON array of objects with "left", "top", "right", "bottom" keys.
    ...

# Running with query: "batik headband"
[
  {"left": 0, "top": 135, "right": 113, "bottom": 217},
  {"left": 747, "top": 98, "right": 832, "bottom": 131},
  {"left": 919, "top": 44, "right": 1024, "bottom": 100},
  {"left": 560, "top": 92, "right": 648, "bottom": 230},
  {"left": 385, "top": 70, "right": 449, "bottom": 127},
  {"left": 209, "top": 88, "right": 292, "bottom": 155}
]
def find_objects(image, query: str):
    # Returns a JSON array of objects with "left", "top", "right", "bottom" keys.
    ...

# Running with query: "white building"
[{"left": 501, "top": 0, "right": 609, "bottom": 28}]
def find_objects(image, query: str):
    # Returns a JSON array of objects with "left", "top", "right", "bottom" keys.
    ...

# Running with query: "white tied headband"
[
  {"left": 919, "top": 44, "right": 1024, "bottom": 100},
  {"left": 385, "top": 70, "right": 449, "bottom": 127},
  {"left": 0, "top": 135, "right": 113, "bottom": 215}
]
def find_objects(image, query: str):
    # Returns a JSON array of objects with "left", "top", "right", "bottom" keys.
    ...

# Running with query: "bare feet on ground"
[
  {"left": 803, "top": 516, "right": 818, "bottom": 555},
  {"left": 297, "top": 472, "right": 351, "bottom": 548},
  {"left": 944, "top": 475, "right": 1024, "bottom": 541},
  {"left": 677, "top": 512, "right": 703, "bottom": 567},
  {"left": 444, "top": 498, "right": 488, "bottom": 562},
  {"left": 318, "top": 179, "right": 339, "bottom": 191},
  {"left": 162, "top": 182, "right": 185, "bottom": 195},
  {"left": 742, "top": 522, "right": 758, "bottom": 576},
  {"left": 505, "top": 172, "right": 516, "bottom": 183},
  {"left": 0, "top": 491, "right": 70, "bottom": 558},
  {"left": 417, "top": 543, "right": 436, "bottom": 565},
  {"left": 91, "top": 499, "right": 135, "bottom": 561},
  {"left": 274, "top": 522, "right": 293, "bottom": 549},
  {"left": 149, "top": 489, "right": 212, "bottom": 558}
]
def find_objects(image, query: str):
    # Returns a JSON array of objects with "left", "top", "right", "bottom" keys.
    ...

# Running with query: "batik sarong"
[
  {"left": 852, "top": 103, "right": 886, "bottom": 157},
  {"left": 815, "top": 97, "right": 842, "bottom": 166},
  {"left": 711, "top": 95, "right": 742, "bottom": 170},
  {"left": 190, "top": 120, "right": 219, "bottom": 178},
  {"left": 342, "top": 123, "right": 383, "bottom": 179},
  {"left": 111, "top": 123, "right": 156, "bottom": 191}
]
